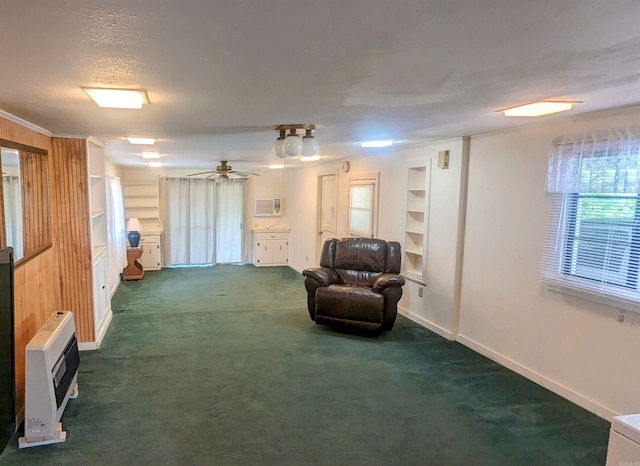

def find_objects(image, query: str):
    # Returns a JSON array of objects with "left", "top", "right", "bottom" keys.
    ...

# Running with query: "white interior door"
[{"left": 317, "top": 174, "right": 337, "bottom": 263}]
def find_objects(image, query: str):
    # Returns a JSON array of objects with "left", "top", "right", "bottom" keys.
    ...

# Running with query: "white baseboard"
[
  {"left": 78, "top": 309, "right": 113, "bottom": 351},
  {"left": 456, "top": 333, "right": 616, "bottom": 421},
  {"left": 398, "top": 306, "right": 457, "bottom": 341}
]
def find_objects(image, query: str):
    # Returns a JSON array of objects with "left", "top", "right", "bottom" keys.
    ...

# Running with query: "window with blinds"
[{"left": 541, "top": 130, "right": 640, "bottom": 309}]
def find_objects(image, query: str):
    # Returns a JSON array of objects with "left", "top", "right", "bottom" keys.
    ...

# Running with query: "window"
[
  {"left": 348, "top": 173, "right": 379, "bottom": 238},
  {"left": 541, "top": 131, "right": 640, "bottom": 309}
]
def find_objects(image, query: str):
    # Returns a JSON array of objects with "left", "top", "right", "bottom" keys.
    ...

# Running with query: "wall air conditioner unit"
[
  {"left": 254, "top": 198, "right": 282, "bottom": 217},
  {"left": 18, "top": 311, "right": 80, "bottom": 448}
]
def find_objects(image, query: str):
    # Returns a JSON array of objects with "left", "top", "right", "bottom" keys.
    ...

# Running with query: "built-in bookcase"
[{"left": 403, "top": 164, "right": 430, "bottom": 284}]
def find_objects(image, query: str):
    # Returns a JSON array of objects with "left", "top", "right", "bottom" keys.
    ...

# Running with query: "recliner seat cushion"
[{"left": 315, "top": 285, "right": 384, "bottom": 324}]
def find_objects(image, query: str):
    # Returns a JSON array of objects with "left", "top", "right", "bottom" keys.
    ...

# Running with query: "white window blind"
[
  {"left": 541, "top": 129, "right": 640, "bottom": 309},
  {"left": 347, "top": 174, "right": 379, "bottom": 238}
]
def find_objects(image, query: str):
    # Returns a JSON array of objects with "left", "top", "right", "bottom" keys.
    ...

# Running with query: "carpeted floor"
[{"left": 0, "top": 265, "right": 610, "bottom": 465}]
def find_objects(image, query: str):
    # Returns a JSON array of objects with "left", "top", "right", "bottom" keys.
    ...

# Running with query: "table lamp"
[{"left": 125, "top": 217, "right": 143, "bottom": 248}]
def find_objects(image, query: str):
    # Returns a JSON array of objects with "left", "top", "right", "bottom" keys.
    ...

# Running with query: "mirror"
[{"left": 0, "top": 141, "right": 51, "bottom": 264}]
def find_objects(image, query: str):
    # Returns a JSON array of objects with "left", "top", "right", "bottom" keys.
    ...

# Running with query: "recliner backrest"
[{"left": 319, "top": 238, "right": 401, "bottom": 286}]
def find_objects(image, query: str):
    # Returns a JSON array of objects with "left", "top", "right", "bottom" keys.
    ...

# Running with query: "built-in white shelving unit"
[{"left": 402, "top": 164, "right": 430, "bottom": 284}]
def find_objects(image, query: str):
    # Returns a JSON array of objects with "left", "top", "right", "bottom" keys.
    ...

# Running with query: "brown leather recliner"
[{"left": 302, "top": 238, "right": 405, "bottom": 332}]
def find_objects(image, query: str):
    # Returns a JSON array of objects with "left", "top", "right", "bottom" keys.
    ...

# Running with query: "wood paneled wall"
[
  {"left": 0, "top": 116, "right": 56, "bottom": 424},
  {"left": 50, "top": 137, "right": 95, "bottom": 343}
]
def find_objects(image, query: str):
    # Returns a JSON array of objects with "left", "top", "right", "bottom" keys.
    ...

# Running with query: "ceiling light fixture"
[
  {"left": 82, "top": 87, "right": 149, "bottom": 109},
  {"left": 503, "top": 101, "right": 576, "bottom": 117},
  {"left": 360, "top": 140, "right": 393, "bottom": 148},
  {"left": 148, "top": 161, "right": 163, "bottom": 168},
  {"left": 274, "top": 124, "right": 317, "bottom": 158},
  {"left": 128, "top": 137, "right": 156, "bottom": 145},
  {"left": 300, "top": 155, "right": 320, "bottom": 162},
  {"left": 141, "top": 152, "right": 162, "bottom": 159}
]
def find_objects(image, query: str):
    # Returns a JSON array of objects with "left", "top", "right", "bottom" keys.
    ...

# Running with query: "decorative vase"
[{"left": 128, "top": 230, "right": 141, "bottom": 248}]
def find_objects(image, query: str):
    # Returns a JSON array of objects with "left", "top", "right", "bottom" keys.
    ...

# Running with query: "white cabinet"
[
  {"left": 253, "top": 230, "right": 289, "bottom": 266},
  {"left": 87, "top": 138, "right": 112, "bottom": 348},
  {"left": 402, "top": 165, "right": 430, "bottom": 284},
  {"left": 139, "top": 234, "right": 162, "bottom": 270}
]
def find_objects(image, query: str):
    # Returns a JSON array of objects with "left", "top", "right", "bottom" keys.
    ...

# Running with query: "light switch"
[{"left": 438, "top": 150, "right": 450, "bottom": 169}]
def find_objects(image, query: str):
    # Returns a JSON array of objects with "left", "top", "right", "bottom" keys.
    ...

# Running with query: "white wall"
[
  {"left": 286, "top": 139, "right": 468, "bottom": 341},
  {"left": 459, "top": 105, "right": 640, "bottom": 419}
]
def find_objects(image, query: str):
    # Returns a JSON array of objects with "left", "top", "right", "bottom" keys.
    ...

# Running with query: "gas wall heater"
[{"left": 18, "top": 311, "right": 80, "bottom": 448}]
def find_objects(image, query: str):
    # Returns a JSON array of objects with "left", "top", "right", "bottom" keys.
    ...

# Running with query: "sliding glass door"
[{"left": 160, "top": 178, "right": 246, "bottom": 266}]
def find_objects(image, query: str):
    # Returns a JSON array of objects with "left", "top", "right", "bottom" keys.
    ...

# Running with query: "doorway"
[{"left": 317, "top": 174, "right": 337, "bottom": 263}]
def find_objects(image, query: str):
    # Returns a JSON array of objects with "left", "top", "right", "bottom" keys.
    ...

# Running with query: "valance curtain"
[
  {"left": 547, "top": 129, "right": 640, "bottom": 194},
  {"left": 2, "top": 176, "right": 23, "bottom": 259}
]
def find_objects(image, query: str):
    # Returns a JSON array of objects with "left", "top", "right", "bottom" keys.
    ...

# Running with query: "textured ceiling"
[{"left": 2, "top": 0, "right": 640, "bottom": 170}]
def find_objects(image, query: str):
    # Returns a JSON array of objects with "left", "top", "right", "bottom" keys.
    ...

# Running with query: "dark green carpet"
[{"left": 0, "top": 265, "right": 609, "bottom": 465}]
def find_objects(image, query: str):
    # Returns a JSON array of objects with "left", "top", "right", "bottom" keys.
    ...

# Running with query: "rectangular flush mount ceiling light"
[
  {"left": 82, "top": 88, "right": 149, "bottom": 109},
  {"left": 503, "top": 101, "right": 575, "bottom": 117},
  {"left": 141, "top": 152, "right": 161, "bottom": 159},
  {"left": 128, "top": 137, "right": 156, "bottom": 145}
]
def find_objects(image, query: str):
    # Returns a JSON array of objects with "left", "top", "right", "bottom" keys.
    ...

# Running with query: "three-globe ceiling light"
[{"left": 274, "top": 124, "right": 317, "bottom": 158}]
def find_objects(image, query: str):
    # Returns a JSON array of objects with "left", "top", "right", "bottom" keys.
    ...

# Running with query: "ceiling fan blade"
[
  {"left": 229, "top": 170, "right": 260, "bottom": 177},
  {"left": 187, "top": 170, "right": 217, "bottom": 176}
]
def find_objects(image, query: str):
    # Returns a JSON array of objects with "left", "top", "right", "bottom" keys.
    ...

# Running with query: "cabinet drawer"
[
  {"left": 255, "top": 232, "right": 288, "bottom": 241},
  {"left": 139, "top": 235, "right": 160, "bottom": 244}
]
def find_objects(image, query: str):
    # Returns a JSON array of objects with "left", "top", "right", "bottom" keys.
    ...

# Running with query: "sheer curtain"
[
  {"left": 107, "top": 176, "right": 126, "bottom": 293},
  {"left": 161, "top": 178, "right": 217, "bottom": 265},
  {"left": 216, "top": 180, "right": 246, "bottom": 263},
  {"left": 2, "top": 176, "right": 23, "bottom": 259}
]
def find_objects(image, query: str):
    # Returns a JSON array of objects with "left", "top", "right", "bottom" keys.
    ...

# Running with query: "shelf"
[
  {"left": 93, "top": 245, "right": 106, "bottom": 258},
  {"left": 405, "top": 249, "right": 423, "bottom": 256},
  {"left": 408, "top": 187, "right": 425, "bottom": 192},
  {"left": 90, "top": 174, "right": 103, "bottom": 180},
  {"left": 405, "top": 229, "right": 423, "bottom": 235},
  {"left": 406, "top": 209, "right": 424, "bottom": 214},
  {"left": 402, "top": 271, "right": 426, "bottom": 286},
  {"left": 91, "top": 210, "right": 105, "bottom": 219}
]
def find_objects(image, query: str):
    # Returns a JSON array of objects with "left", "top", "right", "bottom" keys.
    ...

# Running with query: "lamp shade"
[
  {"left": 125, "top": 217, "right": 143, "bottom": 232},
  {"left": 301, "top": 135, "right": 318, "bottom": 157},
  {"left": 283, "top": 133, "right": 303, "bottom": 157}
]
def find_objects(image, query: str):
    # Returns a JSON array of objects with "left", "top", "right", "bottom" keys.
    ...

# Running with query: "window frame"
[{"left": 347, "top": 172, "right": 379, "bottom": 239}]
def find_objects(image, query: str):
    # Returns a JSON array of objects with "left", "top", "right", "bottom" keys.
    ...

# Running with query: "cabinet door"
[
  {"left": 272, "top": 239, "right": 288, "bottom": 264},
  {"left": 93, "top": 254, "right": 107, "bottom": 329},
  {"left": 140, "top": 242, "right": 161, "bottom": 269},
  {"left": 255, "top": 241, "right": 272, "bottom": 265}
]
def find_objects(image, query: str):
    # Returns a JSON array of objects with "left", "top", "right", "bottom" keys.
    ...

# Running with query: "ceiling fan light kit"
[{"left": 274, "top": 124, "right": 317, "bottom": 158}]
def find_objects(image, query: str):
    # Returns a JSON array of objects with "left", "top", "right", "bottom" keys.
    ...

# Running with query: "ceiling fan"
[{"left": 187, "top": 160, "right": 260, "bottom": 183}]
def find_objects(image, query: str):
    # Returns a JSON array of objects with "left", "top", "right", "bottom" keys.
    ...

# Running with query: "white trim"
[
  {"left": 456, "top": 333, "right": 617, "bottom": 421},
  {"left": 78, "top": 309, "right": 112, "bottom": 351},
  {"left": 398, "top": 305, "right": 456, "bottom": 340},
  {"left": 0, "top": 109, "right": 52, "bottom": 136}
]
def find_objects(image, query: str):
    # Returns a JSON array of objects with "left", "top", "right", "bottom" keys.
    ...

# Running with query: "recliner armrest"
[
  {"left": 302, "top": 267, "right": 340, "bottom": 286},
  {"left": 372, "top": 273, "right": 405, "bottom": 292}
]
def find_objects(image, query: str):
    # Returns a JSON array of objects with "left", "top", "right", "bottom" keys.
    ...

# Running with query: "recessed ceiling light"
[
  {"left": 82, "top": 87, "right": 149, "bottom": 109},
  {"left": 503, "top": 101, "right": 575, "bottom": 117},
  {"left": 360, "top": 140, "right": 393, "bottom": 148},
  {"left": 128, "top": 137, "right": 156, "bottom": 145},
  {"left": 141, "top": 152, "right": 162, "bottom": 159},
  {"left": 148, "top": 161, "right": 163, "bottom": 168},
  {"left": 269, "top": 162, "right": 284, "bottom": 169},
  {"left": 300, "top": 155, "right": 320, "bottom": 162}
]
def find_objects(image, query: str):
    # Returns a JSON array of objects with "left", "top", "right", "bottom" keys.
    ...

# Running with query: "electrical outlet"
[{"left": 418, "top": 286, "right": 423, "bottom": 297}]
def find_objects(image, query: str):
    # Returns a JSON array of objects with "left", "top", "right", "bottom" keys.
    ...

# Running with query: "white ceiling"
[{"left": 2, "top": 0, "right": 640, "bottom": 171}]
